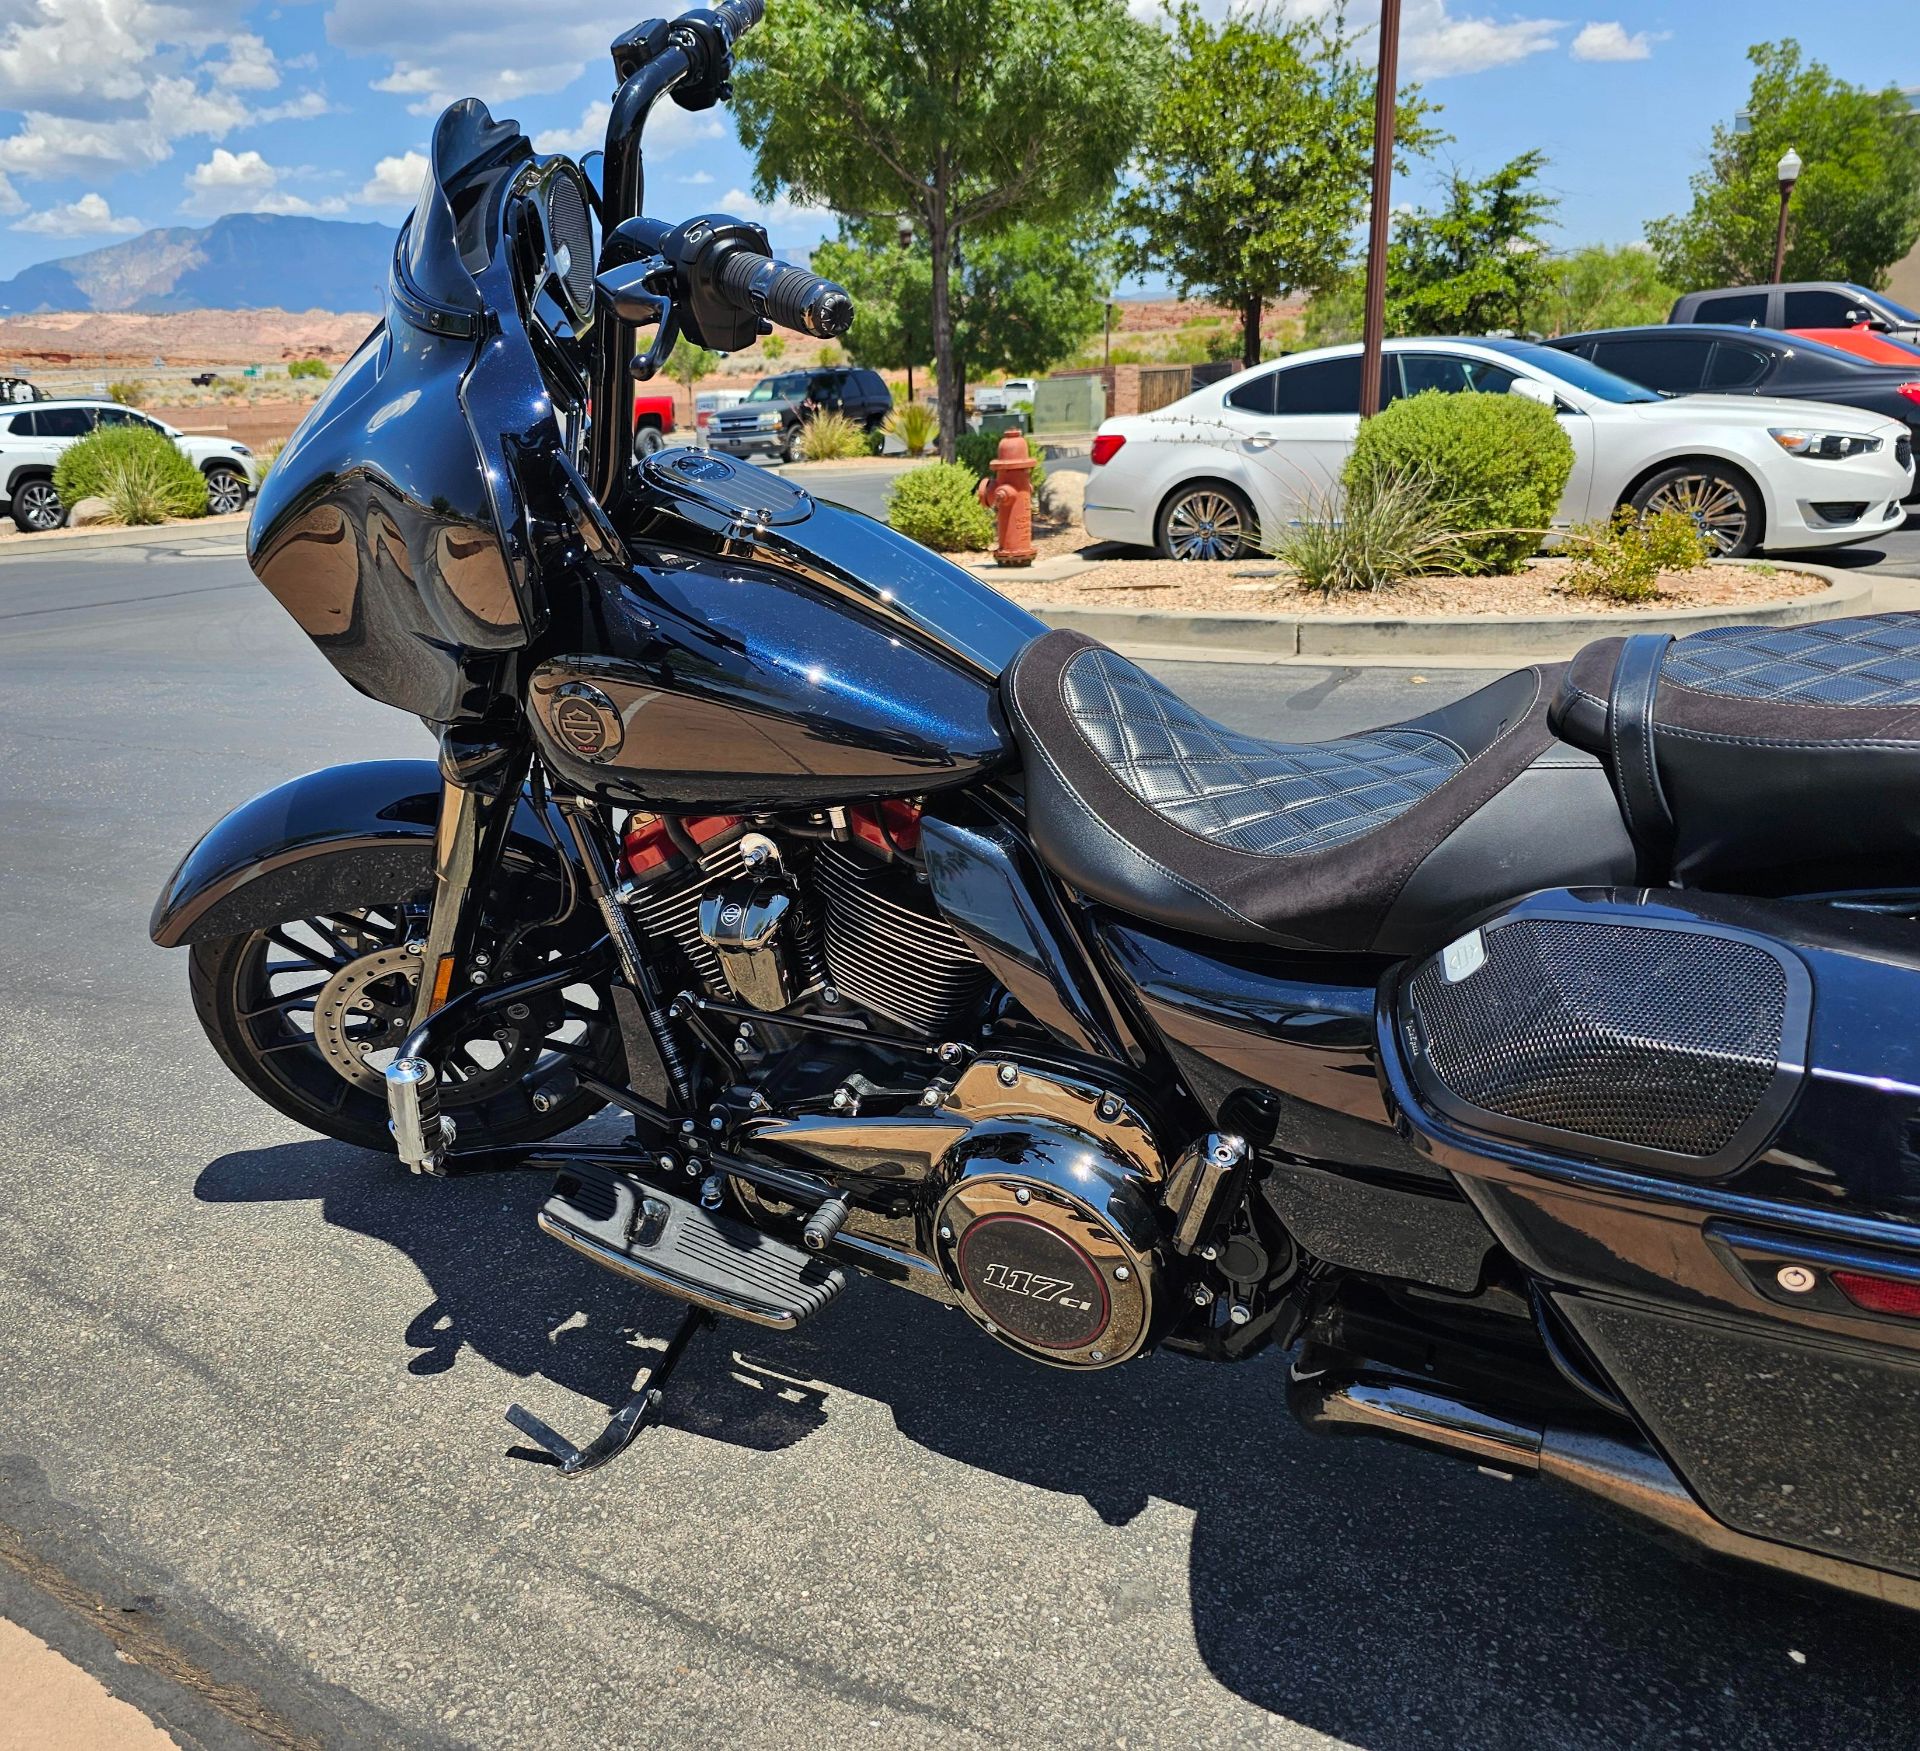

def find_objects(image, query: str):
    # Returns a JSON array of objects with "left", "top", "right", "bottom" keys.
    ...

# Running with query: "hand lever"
[{"left": 596, "top": 257, "right": 679, "bottom": 381}]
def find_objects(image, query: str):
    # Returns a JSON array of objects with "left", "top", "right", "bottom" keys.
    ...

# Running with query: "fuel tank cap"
[{"left": 641, "top": 447, "right": 815, "bottom": 529}]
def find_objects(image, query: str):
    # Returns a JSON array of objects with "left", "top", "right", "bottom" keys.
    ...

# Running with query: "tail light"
[
  {"left": 1090, "top": 433, "right": 1126, "bottom": 466},
  {"left": 1897, "top": 383, "right": 1920, "bottom": 406}
]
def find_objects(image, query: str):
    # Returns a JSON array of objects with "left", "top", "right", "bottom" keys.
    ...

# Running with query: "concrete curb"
[
  {"left": 1027, "top": 560, "right": 1879, "bottom": 662},
  {"left": 0, "top": 513, "right": 248, "bottom": 558}
]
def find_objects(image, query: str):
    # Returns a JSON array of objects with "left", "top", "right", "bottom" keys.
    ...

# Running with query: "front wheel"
[
  {"left": 204, "top": 465, "right": 250, "bottom": 516},
  {"left": 189, "top": 899, "right": 621, "bottom": 1154},
  {"left": 635, "top": 426, "right": 666, "bottom": 457},
  {"left": 1157, "top": 481, "right": 1256, "bottom": 561},
  {"left": 1628, "top": 463, "right": 1760, "bottom": 557}
]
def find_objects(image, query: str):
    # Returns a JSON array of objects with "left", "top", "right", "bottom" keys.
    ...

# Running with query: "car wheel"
[
  {"left": 1157, "top": 481, "right": 1255, "bottom": 561},
  {"left": 204, "top": 465, "right": 249, "bottom": 516},
  {"left": 635, "top": 426, "right": 666, "bottom": 456},
  {"left": 11, "top": 478, "right": 64, "bottom": 532},
  {"left": 781, "top": 426, "right": 802, "bottom": 464},
  {"left": 1629, "top": 463, "right": 1760, "bottom": 558}
]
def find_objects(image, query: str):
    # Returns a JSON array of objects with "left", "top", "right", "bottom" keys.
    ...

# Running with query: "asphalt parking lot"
[{"left": 2, "top": 529, "right": 1919, "bottom": 1749}]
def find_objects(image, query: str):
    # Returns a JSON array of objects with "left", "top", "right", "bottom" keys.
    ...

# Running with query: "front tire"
[
  {"left": 635, "top": 426, "right": 666, "bottom": 457},
  {"left": 189, "top": 899, "right": 620, "bottom": 1154},
  {"left": 1628, "top": 463, "right": 1760, "bottom": 557},
  {"left": 12, "top": 478, "right": 64, "bottom": 532},
  {"left": 1156, "top": 480, "right": 1256, "bottom": 561},
  {"left": 204, "top": 464, "right": 250, "bottom": 516}
]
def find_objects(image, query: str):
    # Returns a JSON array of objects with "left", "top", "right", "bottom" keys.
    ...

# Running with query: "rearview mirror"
[{"left": 1507, "top": 378, "right": 1556, "bottom": 406}]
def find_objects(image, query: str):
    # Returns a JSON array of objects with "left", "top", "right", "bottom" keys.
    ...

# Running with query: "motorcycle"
[{"left": 151, "top": 0, "right": 1920, "bottom": 1608}]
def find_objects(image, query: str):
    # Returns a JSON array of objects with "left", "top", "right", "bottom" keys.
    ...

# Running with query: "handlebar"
[{"left": 716, "top": 249, "right": 854, "bottom": 340}]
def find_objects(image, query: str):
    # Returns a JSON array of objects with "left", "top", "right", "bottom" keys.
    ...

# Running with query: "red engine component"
[
  {"left": 619, "top": 812, "right": 744, "bottom": 880},
  {"left": 846, "top": 799, "right": 922, "bottom": 859}
]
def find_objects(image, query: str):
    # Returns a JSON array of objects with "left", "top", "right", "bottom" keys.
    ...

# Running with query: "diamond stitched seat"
[
  {"left": 1660, "top": 615, "right": 1920, "bottom": 708},
  {"left": 1005, "top": 630, "right": 1636, "bottom": 954}
]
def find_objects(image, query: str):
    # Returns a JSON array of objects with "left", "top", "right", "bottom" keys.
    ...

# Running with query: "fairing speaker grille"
[{"left": 1402, "top": 914, "right": 1804, "bottom": 1174}]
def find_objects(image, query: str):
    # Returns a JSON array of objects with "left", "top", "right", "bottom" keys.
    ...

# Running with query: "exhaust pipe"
[{"left": 1289, "top": 1366, "right": 1920, "bottom": 1613}]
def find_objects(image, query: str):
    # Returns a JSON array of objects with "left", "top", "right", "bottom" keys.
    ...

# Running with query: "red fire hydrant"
[{"left": 976, "top": 430, "right": 1037, "bottom": 567}]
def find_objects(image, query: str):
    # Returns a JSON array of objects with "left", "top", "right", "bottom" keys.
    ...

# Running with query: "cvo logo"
[{"left": 981, "top": 1263, "right": 1092, "bottom": 1312}]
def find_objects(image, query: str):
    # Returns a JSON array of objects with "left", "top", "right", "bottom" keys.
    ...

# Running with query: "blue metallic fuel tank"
[{"left": 525, "top": 448, "right": 1043, "bottom": 811}]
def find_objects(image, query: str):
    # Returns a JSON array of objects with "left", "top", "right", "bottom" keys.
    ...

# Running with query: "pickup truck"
[
  {"left": 973, "top": 377, "right": 1038, "bottom": 415},
  {"left": 634, "top": 390, "right": 678, "bottom": 453}
]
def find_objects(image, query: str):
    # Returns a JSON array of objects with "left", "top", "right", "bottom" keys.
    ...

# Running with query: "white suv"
[{"left": 0, "top": 399, "right": 259, "bottom": 532}]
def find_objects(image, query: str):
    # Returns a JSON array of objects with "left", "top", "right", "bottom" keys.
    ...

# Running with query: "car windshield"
[
  {"left": 1479, "top": 339, "right": 1663, "bottom": 403},
  {"left": 747, "top": 373, "right": 810, "bottom": 402}
]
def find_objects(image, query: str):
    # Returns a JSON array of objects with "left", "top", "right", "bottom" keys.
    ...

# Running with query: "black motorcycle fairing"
[
  {"left": 525, "top": 547, "right": 1013, "bottom": 811},
  {"left": 249, "top": 102, "right": 575, "bottom": 723},
  {"left": 148, "top": 760, "right": 568, "bottom": 948}
]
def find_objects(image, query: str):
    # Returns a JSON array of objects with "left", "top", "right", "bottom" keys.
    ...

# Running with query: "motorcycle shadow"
[{"left": 198, "top": 1137, "right": 1920, "bottom": 1749}]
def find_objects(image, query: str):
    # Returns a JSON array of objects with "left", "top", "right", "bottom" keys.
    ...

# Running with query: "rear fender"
[{"left": 149, "top": 758, "right": 567, "bottom": 948}]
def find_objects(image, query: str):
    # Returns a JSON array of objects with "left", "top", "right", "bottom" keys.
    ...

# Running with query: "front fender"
[{"left": 149, "top": 759, "right": 562, "bottom": 948}]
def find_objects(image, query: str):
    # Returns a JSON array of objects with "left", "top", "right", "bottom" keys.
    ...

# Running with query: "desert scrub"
[
  {"left": 796, "top": 410, "right": 870, "bottom": 461},
  {"left": 887, "top": 462, "right": 994, "bottom": 552},
  {"left": 1563, "top": 507, "right": 1712, "bottom": 602},
  {"left": 1275, "top": 469, "right": 1476, "bottom": 594},
  {"left": 883, "top": 400, "right": 938, "bottom": 457},
  {"left": 55, "top": 425, "right": 209, "bottom": 525},
  {"left": 287, "top": 358, "right": 333, "bottom": 380},
  {"left": 1345, "top": 389, "right": 1573, "bottom": 574},
  {"left": 107, "top": 380, "right": 147, "bottom": 407}
]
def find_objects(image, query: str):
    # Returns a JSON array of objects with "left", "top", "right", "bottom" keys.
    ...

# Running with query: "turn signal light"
[
  {"left": 1832, "top": 1269, "right": 1920, "bottom": 1318},
  {"left": 1090, "top": 434, "right": 1126, "bottom": 466},
  {"left": 1898, "top": 383, "right": 1920, "bottom": 406}
]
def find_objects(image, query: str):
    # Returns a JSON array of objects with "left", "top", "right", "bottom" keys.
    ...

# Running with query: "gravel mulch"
[{"left": 980, "top": 550, "right": 1828, "bottom": 616}]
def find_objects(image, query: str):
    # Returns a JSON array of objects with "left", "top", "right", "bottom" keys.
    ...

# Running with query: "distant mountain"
[{"left": 0, "top": 213, "right": 396, "bottom": 314}]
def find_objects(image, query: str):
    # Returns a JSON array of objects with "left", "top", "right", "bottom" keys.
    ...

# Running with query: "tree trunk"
[
  {"left": 931, "top": 210, "right": 958, "bottom": 462},
  {"left": 1242, "top": 294, "right": 1263, "bottom": 369}
]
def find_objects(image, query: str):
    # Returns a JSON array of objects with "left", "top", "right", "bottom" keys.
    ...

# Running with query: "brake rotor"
[{"left": 312, "top": 946, "right": 538, "bottom": 1099}]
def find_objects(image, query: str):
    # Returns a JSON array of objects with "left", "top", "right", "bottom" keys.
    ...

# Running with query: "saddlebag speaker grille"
[{"left": 1404, "top": 916, "right": 1795, "bottom": 1165}]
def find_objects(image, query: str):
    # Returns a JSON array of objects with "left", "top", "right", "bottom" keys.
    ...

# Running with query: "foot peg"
[
  {"left": 507, "top": 1305, "right": 712, "bottom": 1476},
  {"left": 536, "top": 1159, "right": 848, "bottom": 1330}
]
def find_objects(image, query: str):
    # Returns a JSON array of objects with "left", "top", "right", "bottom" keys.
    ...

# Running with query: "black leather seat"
[
  {"left": 1553, "top": 612, "right": 1920, "bottom": 891},
  {"left": 1004, "top": 629, "right": 1636, "bottom": 954}
]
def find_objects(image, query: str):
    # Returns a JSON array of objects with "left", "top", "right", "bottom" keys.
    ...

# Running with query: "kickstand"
[{"left": 505, "top": 1305, "right": 714, "bottom": 1477}]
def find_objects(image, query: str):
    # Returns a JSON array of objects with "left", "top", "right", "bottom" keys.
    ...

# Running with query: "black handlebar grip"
[
  {"left": 710, "top": 0, "right": 765, "bottom": 43},
  {"left": 717, "top": 249, "right": 855, "bottom": 339}
]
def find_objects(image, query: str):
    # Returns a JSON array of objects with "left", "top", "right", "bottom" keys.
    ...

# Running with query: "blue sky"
[{"left": 0, "top": 1, "right": 1909, "bottom": 287}]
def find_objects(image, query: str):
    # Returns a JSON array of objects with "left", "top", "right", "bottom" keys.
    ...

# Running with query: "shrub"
[
  {"left": 863, "top": 425, "right": 885, "bottom": 456},
  {"left": 107, "top": 380, "right": 147, "bottom": 407},
  {"left": 287, "top": 358, "right": 333, "bottom": 380},
  {"left": 1563, "top": 507, "right": 1711, "bottom": 603},
  {"left": 1344, "top": 389, "right": 1573, "bottom": 574},
  {"left": 1273, "top": 469, "right": 1477, "bottom": 594},
  {"left": 54, "top": 424, "right": 208, "bottom": 522},
  {"left": 887, "top": 462, "right": 994, "bottom": 551},
  {"left": 796, "top": 409, "right": 870, "bottom": 461},
  {"left": 884, "top": 400, "right": 939, "bottom": 457},
  {"left": 814, "top": 342, "right": 845, "bottom": 368}
]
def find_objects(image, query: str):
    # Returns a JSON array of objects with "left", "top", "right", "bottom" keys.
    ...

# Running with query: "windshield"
[
  {"left": 1479, "top": 338, "right": 1663, "bottom": 403},
  {"left": 748, "top": 373, "right": 810, "bottom": 401}
]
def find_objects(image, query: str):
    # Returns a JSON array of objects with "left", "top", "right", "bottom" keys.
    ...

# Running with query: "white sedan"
[{"left": 1083, "top": 338, "right": 1915, "bottom": 561}]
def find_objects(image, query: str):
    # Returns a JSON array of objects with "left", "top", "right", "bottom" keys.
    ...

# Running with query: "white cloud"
[
  {"left": 13, "top": 191, "right": 141, "bottom": 235},
  {"left": 1570, "top": 20, "right": 1660, "bottom": 61},
  {"left": 182, "top": 147, "right": 349, "bottom": 217},
  {"left": 214, "top": 32, "right": 281, "bottom": 90},
  {"left": 682, "top": 170, "right": 715, "bottom": 187},
  {"left": 359, "top": 150, "right": 429, "bottom": 206},
  {"left": 1131, "top": 0, "right": 1564, "bottom": 78},
  {"left": 533, "top": 96, "right": 721, "bottom": 158},
  {"left": 720, "top": 186, "right": 831, "bottom": 232}
]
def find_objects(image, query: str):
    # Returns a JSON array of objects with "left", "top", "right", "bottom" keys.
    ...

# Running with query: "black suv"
[
  {"left": 708, "top": 366, "right": 892, "bottom": 462},
  {"left": 1667, "top": 281, "right": 1920, "bottom": 342}
]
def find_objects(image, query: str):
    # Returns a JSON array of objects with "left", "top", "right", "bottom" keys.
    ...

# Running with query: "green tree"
[
  {"left": 733, "top": 0, "right": 1158, "bottom": 457},
  {"left": 1121, "top": 1, "right": 1437, "bottom": 368},
  {"left": 760, "top": 332, "right": 787, "bottom": 364},
  {"left": 1528, "top": 244, "right": 1678, "bottom": 336},
  {"left": 1386, "top": 151, "right": 1556, "bottom": 336},
  {"left": 665, "top": 337, "right": 719, "bottom": 415},
  {"left": 1646, "top": 41, "right": 1920, "bottom": 289},
  {"left": 810, "top": 225, "right": 932, "bottom": 376}
]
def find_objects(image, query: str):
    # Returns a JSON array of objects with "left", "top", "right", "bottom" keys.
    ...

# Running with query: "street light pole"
[
  {"left": 1358, "top": 0, "right": 1403, "bottom": 418},
  {"left": 899, "top": 218, "right": 916, "bottom": 403},
  {"left": 1770, "top": 147, "right": 1802, "bottom": 284}
]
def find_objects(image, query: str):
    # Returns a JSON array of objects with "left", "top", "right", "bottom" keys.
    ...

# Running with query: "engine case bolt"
[
  {"left": 997, "top": 1064, "right": 1019, "bottom": 1086},
  {"left": 473, "top": 953, "right": 490, "bottom": 967},
  {"left": 1097, "top": 1095, "right": 1122, "bottom": 1121},
  {"left": 1015, "top": 1186, "right": 1031, "bottom": 1205},
  {"left": 505, "top": 1002, "right": 531, "bottom": 1022},
  {"left": 709, "top": 1115, "right": 726, "bottom": 1132},
  {"left": 1776, "top": 1264, "right": 1818, "bottom": 1294},
  {"left": 919, "top": 1085, "right": 942, "bottom": 1107},
  {"left": 938, "top": 1042, "right": 964, "bottom": 1064},
  {"left": 1191, "top": 1284, "right": 1215, "bottom": 1307},
  {"left": 938, "top": 1225, "right": 954, "bottom": 1242},
  {"left": 1228, "top": 1302, "right": 1252, "bottom": 1326},
  {"left": 1089, "top": 1350, "right": 1105, "bottom": 1363},
  {"left": 658, "top": 1154, "right": 677, "bottom": 1174},
  {"left": 1114, "top": 1265, "right": 1131, "bottom": 1281},
  {"left": 1199, "top": 1243, "right": 1220, "bottom": 1261},
  {"left": 680, "top": 1120, "right": 697, "bottom": 1135},
  {"left": 822, "top": 986, "right": 840, "bottom": 1006},
  {"left": 732, "top": 1038, "right": 751, "bottom": 1057},
  {"left": 469, "top": 971, "right": 487, "bottom": 985}
]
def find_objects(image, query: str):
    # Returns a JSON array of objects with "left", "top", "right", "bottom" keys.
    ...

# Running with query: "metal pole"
[
  {"left": 1358, "top": 0, "right": 1402, "bottom": 419},
  {"left": 1104, "top": 300, "right": 1113, "bottom": 368},
  {"left": 1770, "top": 182, "right": 1793, "bottom": 283}
]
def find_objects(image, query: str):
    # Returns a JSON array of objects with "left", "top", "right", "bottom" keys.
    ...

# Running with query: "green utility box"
[
  {"left": 1033, "top": 376, "right": 1104, "bottom": 436},
  {"left": 979, "top": 410, "right": 1030, "bottom": 436}
]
